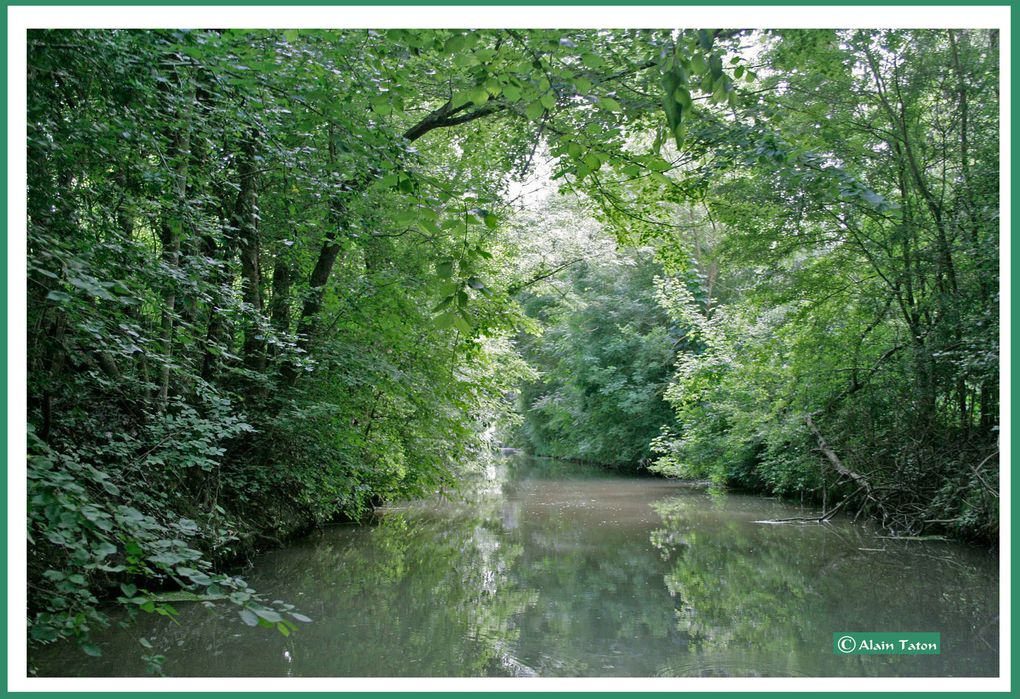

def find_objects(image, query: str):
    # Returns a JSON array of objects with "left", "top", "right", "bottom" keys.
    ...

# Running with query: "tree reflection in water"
[
  {"left": 649, "top": 493, "right": 998, "bottom": 676},
  {"left": 33, "top": 456, "right": 998, "bottom": 678}
]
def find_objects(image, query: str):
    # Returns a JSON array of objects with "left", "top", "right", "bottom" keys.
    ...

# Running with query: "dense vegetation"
[
  {"left": 649, "top": 30, "right": 1000, "bottom": 545},
  {"left": 516, "top": 248, "right": 676, "bottom": 468},
  {"left": 26, "top": 27, "right": 998, "bottom": 665},
  {"left": 508, "top": 198, "right": 677, "bottom": 467}
]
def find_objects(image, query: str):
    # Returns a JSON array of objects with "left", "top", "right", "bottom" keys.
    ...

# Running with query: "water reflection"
[
  {"left": 649, "top": 494, "right": 999, "bottom": 676},
  {"left": 32, "top": 455, "right": 998, "bottom": 677}
]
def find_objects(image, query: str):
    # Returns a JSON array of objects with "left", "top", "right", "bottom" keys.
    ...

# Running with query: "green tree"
[{"left": 649, "top": 29, "right": 999, "bottom": 541}]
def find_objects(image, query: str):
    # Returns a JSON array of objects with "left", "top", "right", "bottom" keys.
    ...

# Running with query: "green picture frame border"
[{"left": 2, "top": 3, "right": 1012, "bottom": 694}]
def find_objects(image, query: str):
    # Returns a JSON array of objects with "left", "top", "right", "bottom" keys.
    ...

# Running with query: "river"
[{"left": 33, "top": 454, "right": 999, "bottom": 677}]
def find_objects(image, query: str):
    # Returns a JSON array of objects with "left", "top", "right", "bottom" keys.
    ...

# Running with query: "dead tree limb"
[{"left": 805, "top": 414, "right": 893, "bottom": 527}]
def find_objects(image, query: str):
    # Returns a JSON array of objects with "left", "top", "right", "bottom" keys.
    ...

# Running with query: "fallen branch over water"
[
  {"left": 754, "top": 485, "right": 865, "bottom": 524},
  {"left": 805, "top": 415, "right": 874, "bottom": 495},
  {"left": 805, "top": 414, "right": 895, "bottom": 529}
]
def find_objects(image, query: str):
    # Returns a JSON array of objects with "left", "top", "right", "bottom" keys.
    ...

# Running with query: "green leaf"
[
  {"left": 239, "top": 609, "right": 259, "bottom": 627},
  {"left": 437, "top": 280, "right": 460, "bottom": 296},
  {"left": 598, "top": 97, "right": 622, "bottom": 112},
  {"left": 690, "top": 53, "right": 708, "bottom": 76},
  {"left": 646, "top": 156, "right": 672, "bottom": 172},
  {"left": 453, "top": 312, "right": 473, "bottom": 334},
  {"left": 436, "top": 259, "right": 454, "bottom": 279},
  {"left": 470, "top": 87, "right": 490, "bottom": 107},
  {"left": 451, "top": 90, "right": 474, "bottom": 109},
  {"left": 393, "top": 209, "right": 418, "bottom": 226},
  {"left": 697, "top": 29, "right": 714, "bottom": 51},
  {"left": 82, "top": 643, "right": 102, "bottom": 657},
  {"left": 255, "top": 608, "right": 283, "bottom": 624},
  {"left": 93, "top": 541, "right": 117, "bottom": 560},
  {"left": 30, "top": 625, "right": 58, "bottom": 642},
  {"left": 540, "top": 93, "right": 556, "bottom": 110},
  {"left": 443, "top": 34, "right": 467, "bottom": 54},
  {"left": 525, "top": 100, "right": 545, "bottom": 121},
  {"left": 434, "top": 312, "right": 457, "bottom": 329},
  {"left": 674, "top": 88, "right": 693, "bottom": 111},
  {"left": 155, "top": 603, "right": 178, "bottom": 617}
]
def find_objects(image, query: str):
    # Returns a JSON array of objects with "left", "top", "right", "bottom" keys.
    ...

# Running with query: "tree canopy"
[{"left": 26, "top": 27, "right": 999, "bottom": 667}]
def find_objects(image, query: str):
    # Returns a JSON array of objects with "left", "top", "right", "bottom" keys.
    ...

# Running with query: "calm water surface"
[{"left": 35, "top": 455, "right": 999, "bottom": 677}]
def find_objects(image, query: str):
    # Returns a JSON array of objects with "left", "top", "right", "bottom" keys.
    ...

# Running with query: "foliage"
[
  {"left": 510, "top": 202, "right": 677, "bottom": 467},
  {"left": 25, "top": 26, "right": 999, "bottom": 671},
  {"left": 27, "top": 26, "right": 742, "bottom": 660},
  {"left": 644, "top": 30, "right": 999, "bottom": 542}
]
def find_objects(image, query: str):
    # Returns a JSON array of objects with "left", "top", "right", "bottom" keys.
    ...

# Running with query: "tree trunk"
[
  {"left": 235, "top": 128, "right": 266, "bottom": 373},
  {"left": 282, "top": 98, "right": 505, "bottom": 385},
  {"left": 157, "top": 75, "right": 196, "bottom": 412},
  {"left": 270, "top": 252, "right": 292, "bottom": 335}
]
